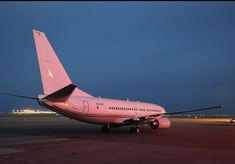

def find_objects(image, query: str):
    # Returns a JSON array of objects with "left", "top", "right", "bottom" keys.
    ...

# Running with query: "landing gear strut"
[
  {"left": 102, "top": 124, "right": 110, "bottom": 133},
  {"left": 129, "top": 127, "right": 140, "bottom": 134}
]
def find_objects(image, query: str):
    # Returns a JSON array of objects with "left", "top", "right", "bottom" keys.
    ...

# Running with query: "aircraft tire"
[
  {"left": 102, "top": 125, "right": 109, "bottom": 133},
  {"left": 135, "top": 127, "right": 140, "bottom": 134},
  {"left": 129, "top": 127, "right": 135, "bottom": 134}
]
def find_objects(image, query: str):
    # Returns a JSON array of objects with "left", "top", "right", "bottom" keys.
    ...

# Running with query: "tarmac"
[{"left": 0, "top": 115, "right": 235, "bottom": 164}]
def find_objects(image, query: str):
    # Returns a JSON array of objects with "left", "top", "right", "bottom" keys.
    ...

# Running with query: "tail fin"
[{"left": 33, "top": 29, "right": 92, "bottom": 97}]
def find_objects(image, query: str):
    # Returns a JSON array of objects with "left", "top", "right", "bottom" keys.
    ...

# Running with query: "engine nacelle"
[{"left": 150, "top": 117, "right": 171, "bottom": 129}]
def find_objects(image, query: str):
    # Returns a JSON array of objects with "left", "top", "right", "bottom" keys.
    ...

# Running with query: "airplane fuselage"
[{"left": 39, "top": 96, "right": 167, "bottom": 126}]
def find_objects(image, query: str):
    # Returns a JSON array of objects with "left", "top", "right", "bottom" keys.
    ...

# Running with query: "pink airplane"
[{"left": 2, "top": 30, "right": 223, "bottom": 133}]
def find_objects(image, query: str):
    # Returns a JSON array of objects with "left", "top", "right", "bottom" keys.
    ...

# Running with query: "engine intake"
[{"left": 150, "top": 117, "right": 171, "bottom": 129}]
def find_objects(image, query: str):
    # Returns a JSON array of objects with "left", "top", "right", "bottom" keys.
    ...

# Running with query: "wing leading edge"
[{"left": 165, "top": 105, "right": 223, "bottom": 115}]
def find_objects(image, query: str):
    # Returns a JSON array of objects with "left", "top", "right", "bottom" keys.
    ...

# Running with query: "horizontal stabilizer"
[
  {"left": 0, "top": 92, "right": 38, "bottom": 100},
  {"left": 42, "top": 84, "right": 76, "bottom": 102}
]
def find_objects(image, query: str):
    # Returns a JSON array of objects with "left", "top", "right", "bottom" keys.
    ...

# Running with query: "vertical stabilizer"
[{"left": 33, "top": 29, "right": 92, "bottom": 97}]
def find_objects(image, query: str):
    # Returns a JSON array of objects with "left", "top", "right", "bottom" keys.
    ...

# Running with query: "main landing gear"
[
  {"left": 102, "top": 124, "right": 141, "bottom": 134},
  {"left": 129, "top": 127, "right": 140, "bottom": 134},
  {"left": 102, "top": 124, "right": 110, "bottom": 133}
]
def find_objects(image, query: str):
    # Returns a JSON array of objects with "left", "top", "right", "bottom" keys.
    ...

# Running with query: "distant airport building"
[
  {"left": 171, "top": 114, "right": 230, "bottom": 118},
  {"left": 11, "top": 108, "right": 56, "bottom": 115}
]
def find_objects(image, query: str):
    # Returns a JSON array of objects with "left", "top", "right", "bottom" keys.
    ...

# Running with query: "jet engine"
[{"left": 150, "top": 117, "right": 171, "bottom": 129}]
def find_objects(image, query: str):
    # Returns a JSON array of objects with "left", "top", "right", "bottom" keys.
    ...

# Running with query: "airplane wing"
[
  {"left": 165, "top": 105, "right": 223, "bottom": 115},
  {"left": 124, "top": 105, "right": 223, "bottom": 125}
]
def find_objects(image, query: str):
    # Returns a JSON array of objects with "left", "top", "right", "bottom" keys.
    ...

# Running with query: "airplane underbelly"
[
  {"left": 76, "top": 115, "right": 129, "bottom": 124},
  {"left": 40, "top": 102, "right": 130, "bottom": 125}
]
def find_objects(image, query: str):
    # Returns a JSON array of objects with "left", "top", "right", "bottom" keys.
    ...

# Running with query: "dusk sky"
[{"left": 0, "top": 2, "right": 234, "bottom": 114}]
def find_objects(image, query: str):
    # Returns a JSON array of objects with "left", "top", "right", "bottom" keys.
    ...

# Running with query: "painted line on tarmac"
[
  {"left": 0, "top": 137, "right": 70, "bottom": 146},
  {"left": 0, "top": 147, "right": 23, "bottom": 155}
]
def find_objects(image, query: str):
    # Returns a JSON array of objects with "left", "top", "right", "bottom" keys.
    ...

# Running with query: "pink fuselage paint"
[{"left": 39, "top": 95, "right": 168, "bottom": 125}]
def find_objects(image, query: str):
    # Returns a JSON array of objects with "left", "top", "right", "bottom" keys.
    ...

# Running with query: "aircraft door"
[
  {"left": 83, "top": 101, "right": 89, "bottom": 113},
  {"left": 135, "top": 106, "right": 140, "bottom": 117}
]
